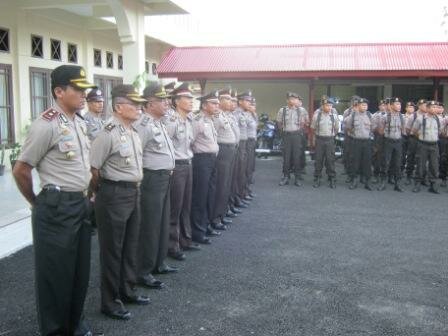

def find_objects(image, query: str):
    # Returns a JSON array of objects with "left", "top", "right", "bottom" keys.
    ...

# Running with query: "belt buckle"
[{"left": 83, "top": 190, "right": 88, "bottom": 197}]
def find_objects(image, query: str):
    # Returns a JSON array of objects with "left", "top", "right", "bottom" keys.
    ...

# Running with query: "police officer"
[
  {"left": 90, "top": 84, "right": 150, "bottom": 320},
  {"left": 411, "top": 100, "right": 441, "bottom": 193},
  {"left": 277, "top": 92, "right": 309, "bottom": 186},
  {"left": 310, "top": 97, "right": 339, "bottom": 188},
  {"left": 296, "top": 96, "right": 309, "bottom": 176},
  {"left": 190, "top": 90, "right": 220, "bottom": 245},
  {"left": 436, "top": 103, "right": 448, "bottom": 186},
  {"left": 344, "top": 98, "right": 374, "bottom": 190},
  {"left": 402, "top": 101, "right": 416, "bottom": 175},
  {"left": 13, "top": 65, "right": 99, "bottom": 336},
  {"left": 164, "top": 83, "right": 202, "bottom": 259},
  {"left": 371, "top": 99, "right": 387, "bottom": 183},
  {"left": 209, "top": 88, "right": 238, "bottom": 231},
  {"left": 377, "top": 97, "right": 405, "bottom": 191},
  {"left": 84, "top": 88, "right": 105, "bottom": 141},
  {"left": 135, "top": 82, "right": 178, "bottom": 285},
  {"left": 405, "top": 99, "right": 427, "bottom": 184},
  {"left": 342, "top": 96, "right": 361, "bottom": 180},
  {"left": 244, "top": 97, "right": 258, "bottom": 198}
]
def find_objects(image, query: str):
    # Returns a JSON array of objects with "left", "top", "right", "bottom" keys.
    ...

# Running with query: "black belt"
[
  {"left": 41, "top": 186, "right": 87, "bottom": 199},
  {"left": 316, "top": 135, "right": 334, "bottom": 140},
  {"left": 384, "top": 137, "right": 402, "bottom": 142},
  {"left": 219, "top": 143, "right": 237, "bottom": 147},
  {"left": 175, "top": 159, "right": 191, "bottom": 165},
  {"left": 143, "top": 168, "right": 173, "bottom": 176},
  {"left": 100, "top": 178, "right": 140, "bottom": 188},
  {"left": 194, "top": 152, "right": 216, "bottom": 157},
  {"left": 418, "top": 140, "right": 438, "bottom": 145}
]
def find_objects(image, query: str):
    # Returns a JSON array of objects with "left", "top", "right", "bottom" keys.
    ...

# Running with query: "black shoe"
[
  {"left": 168, "top": 251, "right": 186, "bottom": 261},
  {"left": 222, "top": 217, "right": 232, "bottom": 225},
  {"left": 101, "top": 309, "right": 131, "bottom": 321},
  {"left": 349, "top": 179, "right": 357, "bottom": 190},
  {"left": 441, "top": 179, "right": 447, "bottom": 187},
  {"left": 364, "top": 183, "right": 373, "bottom": 191},
  {"left": 122, "top": 295, "right": 151, "bottom": 305},
  {"left": 294, "top": 176, "right": 302, "bottom": 187},
  {"left": 377, "top": 180, "right": 386, "bottom": 191},
  {"left": 226, "top": 210, "right": 237, "bottom": 218},
  {"left": 312, "top": 178, "right": 320, "bottom": 188},
  {"left": 249, "top": 192, "right": 257, "bottom": 198},
  {"left": 82, "top": 332, "right": 104, "bottom": 336},
  {"left": 230, "top": 207, "right": 242, "bottom": 214},
  {"left": 155, "top": 265, "right": 178, "bottom": 274},
  {"left": 138, "top": 275, "right": 165, "bottom": 289},
  {"left": 279, "top": 176, "right": 289, "bottom": 186},
  {"left": 193, "top": 237, "right": 211, "bottom": 245},
  {"left": 371, "top": 176, "right": 379, "bottom": 184},
  {"left": 241, "top": 199, "right": 251, "bottom": 205},
  {"left": 213, "top": 222, "right": 227, "bottom": 231},
  {"left": 394, "top": 184, "right": 403, "bottom": 192},
  {"left": 388, "top": 177, "right": 394, "bottom": 185},
  {"left": 412, "top": 183, "right": 421, "bottom": 193},
  {"left": 329, "top": 179, "right": 336, "bottom": 189},
  {"left": 404, "top": 176, "right": 412, "bottom": 185},
  {"left": 429, "top": 183, "right": 440, "bottom": 194},
  {"left": 345, "top": 176, "right": 352, "bottom": 183},
  {"left": 244, "top": 195, "right": 253, "bottom": 201},
  {"left": 206, "top": 229, "right": 221, "bottom": 237},
  {"left": 235, "top": 202, "right": 248, "bottom": 209},
  {"left": 183, "top": 243, "right": 202, "bottom": 251}
]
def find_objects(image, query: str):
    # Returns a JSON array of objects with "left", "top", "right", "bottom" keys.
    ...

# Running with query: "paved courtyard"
[{"left": 1, "top": 157, "right": 448, "bottom": 336}]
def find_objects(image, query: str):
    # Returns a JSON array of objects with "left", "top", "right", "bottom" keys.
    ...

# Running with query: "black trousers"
[
  {"left": 314, "top": 136, "right": 336, "bottom": 178},
  {"left": 401, "top": 135, "right": 409, "bottom": 171},
  {"left": 381, "top": 138, "right": 403, "bottom": 180},
  {"left": 416, "top": 141, "right": 439, "bottom": 183},
  {"left": 350, "top": 138, "right": 372, "bottom": 180},
  {"left": 236, "top": 140, "right": 249, "bottom": 199},
  {"left": 405, "top": 136, "right": 418, "bottom": 178},
  {"left": 211, "top": 143, "right": 237, "bottom": 224},
  {"left": 95, "top": 182, "right": 140, "bottom": 312},
  {"left": 372, "top": 134, "right": 384, "bottom": 176},
  {"left": 282, "top": 131, "right": 302, "bottom": 176},
  {"left": 343, "top": 134, "right": 353, "bottom": 174},
  {"left": 32, "top": 190, "right": 91, "bottom": 336},
  {"left": 138, "top": 169, "right": 171, "bottom": 276},
  {"left": 169, "top": 163, "right": 193, "bottom": 253},
  {"left": 191, "top": 153, "right": 217, "bottom": 240},
  {"left": 246, "top": 138, "right": 257, "bottom": 190},
  {"left": 438, "top": 138, "right": 448, "bottom": 180}
]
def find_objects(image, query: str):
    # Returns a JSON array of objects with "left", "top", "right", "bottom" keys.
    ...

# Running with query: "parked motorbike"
[{"left": 256, "top": 114, "right": 282, "bottom": 158}]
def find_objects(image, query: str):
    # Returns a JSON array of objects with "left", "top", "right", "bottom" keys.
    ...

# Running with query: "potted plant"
[
  {"left": 9, "top": 143, "right": 21, "bottom": 170},
  {"left": 0, "top": 144, "right": 5, "bottom": 176}
]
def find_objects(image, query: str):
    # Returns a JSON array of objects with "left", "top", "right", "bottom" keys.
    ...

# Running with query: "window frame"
[
  {"left": 0, "top": 63, "right": 15, "bottom": 145},
  {"left": 67, "top": 42, "right": 78, "bottom": 64},
  {"left": 50, "top": 38, "right": 62, "bottom": 61},
  {"left": 29, "top": 67, "right": 53, "bottom": 120},
  {"left": 0, "top": 27, "right": 10, "bottom": 53},
  {"left": 106, "top": 51, "right": 113, "bottom": 69},
  {"left": 93, "top": 48, "right": 102, "bottom": 67},
  {"left": 31, "top": 34, "right": 44, "bottom": 58},
  {"left": 118, "top": 54, "right": 123, "bottom": 70}
]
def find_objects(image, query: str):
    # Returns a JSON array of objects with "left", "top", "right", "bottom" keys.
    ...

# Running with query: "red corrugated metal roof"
[{"left": 157, "top": 42, "right": 448, "bottom": 80}]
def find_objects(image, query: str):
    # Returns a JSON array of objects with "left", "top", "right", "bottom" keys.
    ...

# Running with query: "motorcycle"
[{"left": 256, "top": 114, "right": 282, "bottom": 158}]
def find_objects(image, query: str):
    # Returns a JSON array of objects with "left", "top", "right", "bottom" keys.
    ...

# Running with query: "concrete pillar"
[{"left": 107, "top": 0, "right": 146, "bottom": 85}]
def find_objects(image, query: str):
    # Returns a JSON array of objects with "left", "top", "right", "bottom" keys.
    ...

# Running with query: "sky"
[{"left": 145, "top": 0, "right": 448, "bottom": 46}]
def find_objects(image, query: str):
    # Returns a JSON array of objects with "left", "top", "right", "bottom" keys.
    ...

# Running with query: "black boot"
[
  {"left": 329, "top": 177, "right": 336, "bottom": 189},
  {"left": 388, "top": 176, "right": 394, "bottom": 184},
  {"left": 349, "top": 177, "right": 358, "bottom": 190},
  {"left": 429, "top": 182, "right": 440, "bottom": 194},
  {"left": 364, "top": 179, "right": 373, "bottom": 191},
  {"left": 412, "top": 181, "right": 421, "bottom": 193},
  {"left": 313, "top": 177, "right": 321, "bottom": 188},
  {"left": 279, "top": 175, "right": 289, "bottom": 186},
  {"left": 372, "top": 175, "right": 379, "bottom": 184},
  {"left": 441, "top": 179, "right": 447, "bottom": 187},
  {"left": 294, "top": 174, "right": 302, "bottom": 187},
  {"left": 394, "top": 179, "right": 403, "bottom": 192},
  {"left": 377, "top": 177, "right": 386, "bottom": 191},
  {"left": 404, "top": 176, "right": 412, "bottom": 185}
]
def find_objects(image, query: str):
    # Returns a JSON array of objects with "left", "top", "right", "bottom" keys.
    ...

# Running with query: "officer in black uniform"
[{"left": 13, "top": 65, "right": 101, "bottom": 336}]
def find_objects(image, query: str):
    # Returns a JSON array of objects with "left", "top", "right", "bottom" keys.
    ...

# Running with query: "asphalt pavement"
[{"left": 1, "top": 157, "right": 448, "bottom": 336}]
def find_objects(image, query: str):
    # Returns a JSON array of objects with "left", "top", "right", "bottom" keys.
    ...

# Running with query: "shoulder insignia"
[
  {"left": 41, "top": 108, "right": 59, "bottom": 121},
  {"left": 105, "top": 123, "right": 116, "bottom": 132},
  {"left": 75, "top": 112, "right": 85, "bottom": 120}
]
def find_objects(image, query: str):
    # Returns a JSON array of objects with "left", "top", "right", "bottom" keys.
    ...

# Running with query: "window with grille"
[
  {"left": 68, "top": 43, "right": 77, "bottom": 63},
  {"left": 94, "top": 48, "right": 102, "bottom": 67},
  {"left": 30, "top": 68, "right": 53, "bottom": 120},
  {"left": 31, "top": 35, "right": 43, "bottom": 58},
  {"left": 106, "top": 51, "right": 113, "bottom": 69},
  {"left": 118, "top": 54, "right": 123, "bottom": 70},
  {"left": 50, "top": 39, "right": 61, "bottom": 61},
  {"left": 0, "top": 28, "right": 9, "bottom": 53},
  {"left": 0, "top": 64, "right": 14, "bottom": 144}
]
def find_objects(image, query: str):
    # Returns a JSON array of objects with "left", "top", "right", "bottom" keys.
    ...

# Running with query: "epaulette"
[
  {"left": 105, "top": 123, "right": 116, "bottom": 132},
  {"left": 41, "top": 108, "right": 59, "bottom": 121},
  {"left": 141, "top": 116, "right": 150, "bottom": 127}
]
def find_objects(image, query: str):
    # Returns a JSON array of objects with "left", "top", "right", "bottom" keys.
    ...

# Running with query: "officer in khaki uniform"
[
  {"left": 84, "top": 88, "right": 105, "bottom": 141},
  {"left": 344, "top": 98, "right": 374, "bottom": 190},
  {"left": 190, "top": 90, "right": 220, "bottom": 245},
  {"left": 277, "top": 92, "right": 309, "bottom": 186},
  {"left": 405, "top": 99, "right": 427, "bottom": 184},
  {"left": 13, "top": 65, "right": 99, "bottom": 336},
  {"left": 90, "top": 85, "right": 150, "bottom": 321},
  {"left": 164, "top": 83, "right": 201, "bottom": 260},
  {"left": 371, "top": 99, "right": 387, "bottom": 183},
  {"left": 244, "top": 97, "right": 258, "bottom": 198},
  {"left": 402, "top": 102, "right": 416, "bottom": 176},
  {"left": 377, "top": 97, "right": 405, "bottom": 192},
  {"left": 411, "top": 100, "right": 442, "bottom": 193},
  {"left": 342, "top": 96, "right": 361, "bottom": 180},
  {"left": 135, "top": 82, "right": 178, "bottom": 281},
  {"left": 209, "top": 88, "right": 238, "bottom": 231},
  {"left": 310, "top": 98, "right": 339, "bottom": 188}
]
